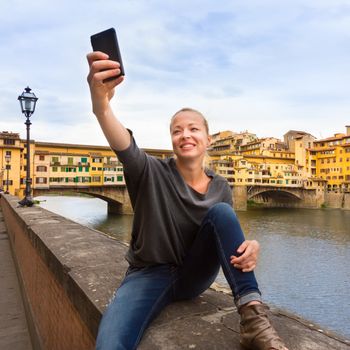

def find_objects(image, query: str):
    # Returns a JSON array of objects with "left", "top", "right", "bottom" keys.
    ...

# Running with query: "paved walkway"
[{"left": 0, "top": 208, "right": 33, "bottom": 350}]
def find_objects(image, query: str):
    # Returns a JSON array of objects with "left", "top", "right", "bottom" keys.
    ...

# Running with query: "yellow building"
[
  {"left": 240, "top": 137, "right": 287, "bottom": 156},
  {"left": 0, "top": 132, "right": 173, "bottom": 198},
  {"left": 0, "top": 132, "right": 27, "bottom": 197},
  {"left": 308, "top": 126, "right": 350, "bottom": 192},
  {"left": 210, "top": 131, "right": 258, "bottom": 155},
  {"left": 209, "top": 132, "right": 301, "bottom": 188},
  {"left": 33, "top": 142, "right": 173, "bottom": 192}
]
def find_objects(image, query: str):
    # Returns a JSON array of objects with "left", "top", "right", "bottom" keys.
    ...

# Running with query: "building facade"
[
  {"left": 2, "top": 125, "right": 349, "bottom": 199},
  {"left": 307, "top": 126, "right": 350, "bottom": 192},
  {"left": 0, "top": 132, "right": 172, "bottom": 197}
]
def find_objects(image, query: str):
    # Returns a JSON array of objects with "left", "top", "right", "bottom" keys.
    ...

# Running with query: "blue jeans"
[{"left": 96, "top": 203, "right": 261, "bottom": 350}]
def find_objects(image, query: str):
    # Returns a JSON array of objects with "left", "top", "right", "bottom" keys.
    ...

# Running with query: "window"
[
  {"left": 81, "top": 157, "right": 88, "bottom": 163},
  {"left": 6, "top": 164, "right": 11, "bottom": 170},
  {"left": 117, "top": 175, "right": 123, "bottom": 182},
  {"left": 3, "top": 180, "right": 13, "bottom": 185},
  {"left": 92, "top": 176, "right": 101, "bottom": 182},
  {"left": 36, "top": 177, "right": 47, "bottom": 184},
  {"left": 4, "top": 139, "right": 15, "bottom": 145},
  {"left": 52, "top": 156, "right": 59, "bottom": 163},
  {"left": 39, "top": 155, "right": 45, "bottom": 161},
  {"left": 52, "top": 167, "right": 58, "bottom": 172},
  {"left": 36, "top": 166, "right": 47, "bottom": 172},
  {"left": 6, "top": 150, "right": 11, "bottom": 156},
  {"left": 104, "top": 177, "right": 114, "bottom": 182},
  {"left": 50, "top": 177, "right": 61, "bottom": 182}
]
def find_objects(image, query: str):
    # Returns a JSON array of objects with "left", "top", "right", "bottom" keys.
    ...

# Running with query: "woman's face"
[{"left": 170, "top": 111, "right": 211, "bottom": 161}]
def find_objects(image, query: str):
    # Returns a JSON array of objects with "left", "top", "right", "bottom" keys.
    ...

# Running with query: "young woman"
[{"left": 87, "top": 51, "right": 288, "bottom": 350}]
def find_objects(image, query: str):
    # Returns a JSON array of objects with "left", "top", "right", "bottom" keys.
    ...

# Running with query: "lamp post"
[
  {"left": 5, "top": 154, "right": 11, "bottom": 194},
  {"left": 0, "top": 167, "right": 4, "bottom": 193},
  {"left": 18, "top": 86, "right": 38, "bottom": 207}
]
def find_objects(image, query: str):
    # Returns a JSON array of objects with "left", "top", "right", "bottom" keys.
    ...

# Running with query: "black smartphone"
[{"left": 90, "top": 28, "right": 125, "bottom": 81}]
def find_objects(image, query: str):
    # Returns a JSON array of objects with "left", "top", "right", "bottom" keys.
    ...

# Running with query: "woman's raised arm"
[{"left": 87, "top": 51, "right": 130, "bottom": 151}]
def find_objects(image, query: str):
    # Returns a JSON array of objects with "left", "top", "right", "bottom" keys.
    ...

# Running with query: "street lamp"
[
  {"left": 5, "top": 154, "right": 11, "bottom": 194},
  {"left": 18, "top": 86, "right": 38, "bottom": 207},
  {"left": 0, "top": 167, "right": 4, "bottom": 193}
]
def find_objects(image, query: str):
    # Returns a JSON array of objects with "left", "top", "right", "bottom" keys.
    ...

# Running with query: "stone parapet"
[{"left": 1, "top": 194, "right": 349, "bottom": 349}]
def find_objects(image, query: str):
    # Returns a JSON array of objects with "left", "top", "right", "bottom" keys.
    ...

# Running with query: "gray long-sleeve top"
[{"left": 115, "top": 134, "right": 233, "bottom": 267}]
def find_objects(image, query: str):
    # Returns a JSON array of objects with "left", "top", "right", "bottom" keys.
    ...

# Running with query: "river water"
[{"left": 36, "top": 195, "right": 350, "bottom": 339}]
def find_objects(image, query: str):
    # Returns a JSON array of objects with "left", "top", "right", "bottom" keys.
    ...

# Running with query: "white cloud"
[{"left": 0, "top": 0, "right": 349, "bottom": 149}]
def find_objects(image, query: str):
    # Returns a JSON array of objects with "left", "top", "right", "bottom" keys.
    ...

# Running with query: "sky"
[{"left": 0, "top": 0, "right": 349, "bottom": 149}]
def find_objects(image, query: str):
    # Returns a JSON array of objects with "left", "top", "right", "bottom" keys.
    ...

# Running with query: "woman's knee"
[
  {"left": 207, "top": 202, "right": 237, "bottom": 222},
  {"left": 204, "top": 202, "right": 243, "bottom": 238}
]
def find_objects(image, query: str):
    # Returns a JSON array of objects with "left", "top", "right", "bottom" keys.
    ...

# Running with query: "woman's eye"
[{"left": 191, "top": 128, "right": 198, "bottom": 131}]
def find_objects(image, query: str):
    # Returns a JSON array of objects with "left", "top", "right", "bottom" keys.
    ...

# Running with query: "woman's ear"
[{"left": 207, "top": 135, "right": 212, "bottom": 147}]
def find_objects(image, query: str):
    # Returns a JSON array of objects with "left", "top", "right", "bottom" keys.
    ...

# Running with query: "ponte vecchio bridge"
[{"left": 34, "top": 183, "right": 324, "bottom": 213}]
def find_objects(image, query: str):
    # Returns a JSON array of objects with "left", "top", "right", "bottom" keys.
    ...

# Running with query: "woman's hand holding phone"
[{"left": 86, "top": 51, "right": 124, "bottom": 116}]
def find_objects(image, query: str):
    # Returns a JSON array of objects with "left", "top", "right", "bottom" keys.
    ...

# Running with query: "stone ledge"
[{"left": 1, "top": 194, "right": 350, "bottom": 349}]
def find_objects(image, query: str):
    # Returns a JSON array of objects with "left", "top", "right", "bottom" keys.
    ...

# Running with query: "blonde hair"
[{"left": 170, "top": 107, "right": 209, "bottom": 135}]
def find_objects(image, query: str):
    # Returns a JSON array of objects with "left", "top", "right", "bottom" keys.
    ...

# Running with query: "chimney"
[{"left": 347, "top": 125, "right": 350, "bottom": 136}]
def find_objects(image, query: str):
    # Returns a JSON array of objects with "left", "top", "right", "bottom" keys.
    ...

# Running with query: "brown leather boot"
[{"left": 239, "top": 303, "right": 288, "bottom": 350}]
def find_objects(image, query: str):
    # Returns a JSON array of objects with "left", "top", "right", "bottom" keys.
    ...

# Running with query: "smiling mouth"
[{"left": 180, "top": 144, "right": 195, "bottom": 149}]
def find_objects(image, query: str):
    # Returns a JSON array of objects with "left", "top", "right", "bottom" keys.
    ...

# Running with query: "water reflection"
[
  {"left": 238, "top": 208, "right": 350, "bottom": 244},
  {"left": 36, "top": 196, "right": 350, "bottom": 338},
  {"left": 94, "top": 215, "right": 133, "bottom": 243}
]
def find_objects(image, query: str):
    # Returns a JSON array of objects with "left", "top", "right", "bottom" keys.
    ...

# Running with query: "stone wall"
[
  {"left": 2, "top": 194, "right": 349, "bottom": 350},
  {"left": 1, "top": 195, "right": 128, "bottom": 350},
  {"left": 344, "top": 193, "right": 350, "bottom": 210},
  {"left": 325, "top": 192, "right": 350, "bottom": 209},
  {"left": 232, "top": 185, "right": 247, "bottom": 211}
]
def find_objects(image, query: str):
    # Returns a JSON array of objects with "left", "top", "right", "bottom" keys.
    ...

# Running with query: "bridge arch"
[
  {"left": 33, "top": 185, "right": 133, "bottom": 214},
  {"left": 246, "top": 186, "right": 303, "bottom": 207}
]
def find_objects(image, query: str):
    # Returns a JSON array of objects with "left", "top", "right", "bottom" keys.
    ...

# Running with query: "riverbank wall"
[
  {"left": 1, "top": 193, "right": 349, "bottom": 350},
  {"left": 324, "top": 192, "right": 350, "bottom": 209}
]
